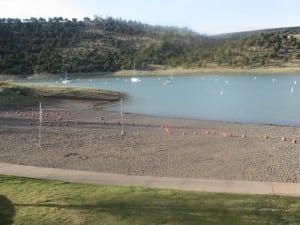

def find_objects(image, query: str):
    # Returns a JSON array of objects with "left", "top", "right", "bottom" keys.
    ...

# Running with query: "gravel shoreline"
[{"left": 0, "top": 102, "right": 299, "bottom": 183}]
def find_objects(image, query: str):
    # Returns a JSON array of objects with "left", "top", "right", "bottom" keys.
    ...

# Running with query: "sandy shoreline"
[
  {"left": 0, "top": 100, "right": 299, "bottom": 184},
  {"left": 1, "top": 65, "right": 300, "bottom": 81}
]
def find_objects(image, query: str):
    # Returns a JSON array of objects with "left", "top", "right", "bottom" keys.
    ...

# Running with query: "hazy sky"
[{"left": 0, "top": 0, "right": 299, "bottom": 34}]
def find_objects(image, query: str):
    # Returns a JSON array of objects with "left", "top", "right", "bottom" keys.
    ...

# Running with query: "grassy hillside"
[
  {"left": 210, "top": 28, "right": 300, "bottom": 68},
  {"left": 0, "top": 17, "right": 299, "bottom": 76},
  {"left": 0, "top": 174, "right": 299, "bottom": 225}
]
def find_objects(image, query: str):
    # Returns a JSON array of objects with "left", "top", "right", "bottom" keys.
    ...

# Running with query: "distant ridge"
[
  {"left": 0, "top": 17, "right": 299, "bottom": 75},
  {"left": 212, "top": 26, "right": 300, "bottom": 39}
]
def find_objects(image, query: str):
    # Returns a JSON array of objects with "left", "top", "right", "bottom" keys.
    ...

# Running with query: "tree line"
[{"left": 0, "top": 17, "right": 299, "bottom": 75}]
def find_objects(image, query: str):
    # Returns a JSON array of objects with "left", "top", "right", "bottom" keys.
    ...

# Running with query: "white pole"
[
  {"left": 133, "top": 62, "right": 136, "bottom": 77},
  {"left": 120, "top": 97, "right": 124, "bottom": 135},
  {"left": 75, "top": 111, "right": 78, "bottom": 126},
  {"left": 98, "top": 106, "right": 102, "bottom": 121},
  {"left": 38, "top": 102, "right": 42, "bottom": 147}
]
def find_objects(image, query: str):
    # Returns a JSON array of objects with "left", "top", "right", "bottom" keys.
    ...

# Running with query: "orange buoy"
[
  {"left": 167, "top": 128, "right": 172, "bottom": 135},
  {"left": 223, "top": 132, "right": 231, "bottom": 137},
  {"left": 264, "top": 135, "right": 269, "bottom": 140}
]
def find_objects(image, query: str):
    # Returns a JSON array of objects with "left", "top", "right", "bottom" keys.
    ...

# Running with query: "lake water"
[{"left": 24, "top": 74, "right": 300, "bottom": 126}]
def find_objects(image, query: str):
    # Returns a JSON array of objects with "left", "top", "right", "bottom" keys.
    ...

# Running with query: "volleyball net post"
[
  {"left": 38, "top": 102, "right": 42, "bottom": 148},
  {"left": 120, "top": 97, "right": 124, "bottom": 135}
]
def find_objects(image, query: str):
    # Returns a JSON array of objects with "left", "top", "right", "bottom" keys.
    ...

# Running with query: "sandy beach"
[{"left": 0, "top": 100, "right": 299, "bottom": 184}]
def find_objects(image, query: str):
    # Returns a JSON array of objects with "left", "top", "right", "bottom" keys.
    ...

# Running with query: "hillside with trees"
[{"left": 0, "top": 16, "right": 300, "bottom": 75}]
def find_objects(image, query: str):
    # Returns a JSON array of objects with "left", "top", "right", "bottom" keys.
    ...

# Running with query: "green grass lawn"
[{"left": 0, "top": 175, "right": 299, "bottom": 225}]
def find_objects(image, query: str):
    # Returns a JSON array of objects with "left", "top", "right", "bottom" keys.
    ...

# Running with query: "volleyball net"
[
  {"left": 2, "top": 101, "right": 127, "bottom": 148},
  {"left": 2, "top": 100, "right": 299, "bottom": 149}
]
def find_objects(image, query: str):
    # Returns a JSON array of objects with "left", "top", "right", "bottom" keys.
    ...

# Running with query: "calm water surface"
[{"left": 24, "top": 74, "right": 300, "bottom": 126}]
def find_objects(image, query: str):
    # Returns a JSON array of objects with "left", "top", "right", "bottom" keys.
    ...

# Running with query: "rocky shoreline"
[{"left": 0, "top": 101, "right": 299, "bottom": 183}]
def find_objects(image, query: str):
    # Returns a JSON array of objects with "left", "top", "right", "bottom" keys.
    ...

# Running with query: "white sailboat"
[
  {"left": 62, "top": 71, "right": 72, "bottom": 84},
  {"left": 131, "top": 77, "right": 141, "bottom": 83},
  {"left": 131, "top": 63, "right": 141, "bottom": 83},
  {"left": 163, "top": 79, "right": 172, "bottom": 85},
  {"left": 220, "top": 89, "right": 224, "bottom": 96},
  {"left": 62, "top": 79, "right": 72, "bottom": 84},
  {"left": 163, "top": 72, "right": 173, "bottom": 86}
]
